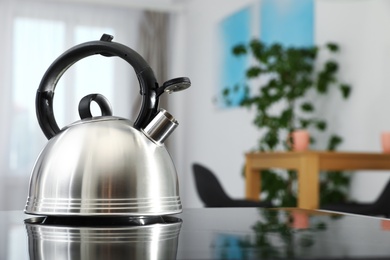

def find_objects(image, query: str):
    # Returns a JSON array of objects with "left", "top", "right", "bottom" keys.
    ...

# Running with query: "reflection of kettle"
[
  {"left": 25, "top": 34, "right": 191, "bottom": 217},
  {"left": 25, "top": 216, "right": 182, "bottom": 260}
]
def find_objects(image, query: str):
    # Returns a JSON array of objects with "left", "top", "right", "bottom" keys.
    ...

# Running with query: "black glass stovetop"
[{"left": 3, "top": 207, "right": 390, "bottom": 259}]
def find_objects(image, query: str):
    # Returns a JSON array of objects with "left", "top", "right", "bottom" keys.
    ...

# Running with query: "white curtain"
[
  {"left": 138, "top": 11, "right": 169, "bottom": 83},
  {"left": 134, "top": 10, "right": 171, "bottom": 124},
  {"left": 0, "top": 0, "right": 145, "bottom": 211}
]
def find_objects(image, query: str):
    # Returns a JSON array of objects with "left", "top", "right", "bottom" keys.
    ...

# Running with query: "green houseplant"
[{"left": 223, "top": 39, "right": 352, "bottom": 207}]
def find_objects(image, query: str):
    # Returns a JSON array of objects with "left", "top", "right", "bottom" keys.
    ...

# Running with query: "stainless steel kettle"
[{"left": 25, "top": 34, "right": 190, "bottom": 217}]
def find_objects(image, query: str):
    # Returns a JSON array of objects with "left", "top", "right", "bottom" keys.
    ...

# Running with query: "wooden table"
[{"left": 245, "top": 151, "right": 390, "bottom": 209}]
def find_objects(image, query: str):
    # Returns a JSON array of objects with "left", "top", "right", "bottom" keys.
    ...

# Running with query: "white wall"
[
  {"left": 315, "top": 0, "right": 390, "bottom": 201},
  {"left": 170, "top": 0, "right": 390, "bottom": 208}
]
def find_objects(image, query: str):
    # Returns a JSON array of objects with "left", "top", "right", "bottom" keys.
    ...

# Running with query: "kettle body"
[
  {"left": 26, "top": 117, "right": 181, "bottom": 216},
  {"left": 25, "top": 34, "right": 190, "bottom": 216}
]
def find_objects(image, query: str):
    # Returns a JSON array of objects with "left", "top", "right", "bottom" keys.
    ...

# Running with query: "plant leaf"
[
  {"left": 340, "top": 84, "right": 351, "bottom": 99},
  {"left": 232, "top": 44, "right": 247, "bottom": 56},
  {"left": 316, "top": 121, "right": 327, "bottom": 131},
  {"left": 327, "top": 135, "right": 343, "bottom": 151},
  {"left": 301, "top": 102, "right": 314, "bottom": 112},
  {"left": 246, "top": 67, "right": 262, "bottom": 78},
  {"left": 326, "top": 43, "right": 339, "bottom": 52},
  {"left": 325, "top": 61, "right": 338, "bottom": 74},
  {"left": 222, "top": 87, "right": 230, "bottom": 96}
]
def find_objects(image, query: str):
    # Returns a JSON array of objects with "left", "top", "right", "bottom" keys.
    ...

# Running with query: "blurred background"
[{"left": 1, "top": 0, "right": 390, "bottom": 211}]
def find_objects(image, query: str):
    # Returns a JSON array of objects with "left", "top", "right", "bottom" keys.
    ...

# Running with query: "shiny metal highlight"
[{"left": 142, "top": 109, "right": 178, "bottom": 145}]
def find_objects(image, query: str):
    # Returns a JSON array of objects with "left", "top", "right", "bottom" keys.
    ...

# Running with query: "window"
[
  {"left": 11, "top": 17, "right": 66, "bottom": 173},
  {"left": 10, "top": 18, "right": 120, "bottom": 176}
]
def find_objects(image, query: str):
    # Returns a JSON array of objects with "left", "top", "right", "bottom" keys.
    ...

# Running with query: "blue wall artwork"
[
  {"left": 260, "top": 0, "right": 314, "bottom": 47},
  {"left": 219, "top": 7, "right": 251, "bottom": 107},
  {"left": 218, "top": 0, "right": 314, "bottom": 107}
]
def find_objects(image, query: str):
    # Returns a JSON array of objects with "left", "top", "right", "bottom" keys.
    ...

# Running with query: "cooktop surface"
[{"left": 2, "top": 207, "right": 390, "bottom": 259}]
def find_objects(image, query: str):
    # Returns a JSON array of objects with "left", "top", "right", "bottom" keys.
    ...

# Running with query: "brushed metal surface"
[{"left": 25, "top": 117, "right": 182, "bottom": 216}]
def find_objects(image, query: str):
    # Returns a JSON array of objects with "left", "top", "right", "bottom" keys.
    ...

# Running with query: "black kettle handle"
[{"left": 36, "top": 34, "right": 159, "bottom": 140}]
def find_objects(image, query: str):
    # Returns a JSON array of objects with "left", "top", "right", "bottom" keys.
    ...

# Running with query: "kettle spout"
[{"left": 142, "top": 109, "right": 178, "bottom": 144}]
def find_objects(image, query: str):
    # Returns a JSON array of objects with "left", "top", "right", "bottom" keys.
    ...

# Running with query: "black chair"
[
  {"left": 192, "top": 163, "right": 273, "bottom": 208},
  {"left": 321, "top": 179, "right": 390, "bottom": 217}
]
